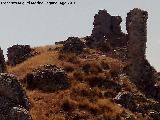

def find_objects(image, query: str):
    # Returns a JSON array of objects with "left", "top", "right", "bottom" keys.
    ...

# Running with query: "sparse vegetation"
[{"left": 6, "top": 45, "right": 155, "bottom": 120}]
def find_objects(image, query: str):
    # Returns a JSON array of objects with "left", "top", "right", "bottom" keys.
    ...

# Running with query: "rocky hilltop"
[{"left": 0, "top": 8, "right": 160, "bottom": 120}]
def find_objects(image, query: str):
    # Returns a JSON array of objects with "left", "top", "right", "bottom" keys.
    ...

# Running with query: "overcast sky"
[{"left": 0, "top": 0, "right": 159, "bottom": 71}]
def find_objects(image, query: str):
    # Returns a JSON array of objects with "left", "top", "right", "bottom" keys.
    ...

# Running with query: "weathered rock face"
[
  {"left": 7, "top": 45, "right": 32, "bottom": 66},
  {"left": 25, "top": 64, "right": 70, "bottom": 91},
  {"left": 0, "top": 73, "right": 31, "bottom": 120},
  {"left": 0, "top": 48, "right": 6, "bottom": 73},
  {"left": 63, "top": 37, "right": 85, "bottom": 53},
  {"left": 126, "top": 8, "right": 148, "bottom": 82}
]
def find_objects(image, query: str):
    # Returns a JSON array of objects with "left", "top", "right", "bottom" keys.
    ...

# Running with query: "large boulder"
[
  {"left": 25, "top": 64, "right": 70, "bottom": 91},
  {"left": 0, "top": 73, "right": 30, "bottom": 109},
  {"left": 63, "top": 37, "right": 85, "bottom": 53},
  {"left": 7, "top": 45, "right": 32, "bottom": 66},
  {"left": 0, "top": 96, "right": 32, "bottom": 120},
  {"left": 0, "top": 73, "right": 31, "bottom": 119}
]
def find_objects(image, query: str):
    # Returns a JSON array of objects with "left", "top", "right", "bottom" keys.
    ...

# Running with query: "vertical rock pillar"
[{"left": 126, "top": 8, "right": 148, "bottom": 82}]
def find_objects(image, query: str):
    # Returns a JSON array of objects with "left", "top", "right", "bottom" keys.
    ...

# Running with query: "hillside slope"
[
  {"left": 6, "top": 44, "right": 158, "bottom": 120},
  {"left": 5, "top": 8, "right": 160, "bottom": 120}
]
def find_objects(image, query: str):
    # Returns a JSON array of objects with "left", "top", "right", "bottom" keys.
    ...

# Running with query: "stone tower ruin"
[{"left": 126, "top": 8, "right": 148, "bottom": 82}]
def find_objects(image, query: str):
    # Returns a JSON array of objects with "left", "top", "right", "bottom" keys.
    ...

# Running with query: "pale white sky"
[{"left": 0, "top": 0, "right": 159, "bottom": 71}]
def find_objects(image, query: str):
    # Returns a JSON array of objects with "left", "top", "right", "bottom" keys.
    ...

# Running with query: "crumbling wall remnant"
[
  {"left": 88, "top": 10, "right": 127, "bottom": 49},
  {"left": 0, "top": 48, "right": 6, "bottom": 73},
  {"left": 7, "top": 45, "right": 32, "bottom": 66},
  {"left": 92, "top": 10, "right": 122, "bottom": 39}
]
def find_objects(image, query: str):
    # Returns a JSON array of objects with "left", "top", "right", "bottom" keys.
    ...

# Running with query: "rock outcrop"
[
  {"left": 0, "top": 73, "right": 31, "bottom": 120},
  {"left": 115, "top": 91, "right": 160, "bottom": 119},
  {"left": 25, "top": 64, "right": 69, "bottom": 91},
  {"left": 7, "top": 45, "right": 32, "bottom": 66},
  {"left": 0, "top": 48, "right": 6, "bottom": 73},
  {"left": 62, "top": 37, "right": 85, "bottom": 53}
]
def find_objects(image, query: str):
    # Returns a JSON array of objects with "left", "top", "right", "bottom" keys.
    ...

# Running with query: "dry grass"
[
  {"left": 8, "top": 50, "right": 61, "bottom": 80},
  {"left": 27, "top": 89, "right": 71, "bottom": 120},
  {"left": 62, "top": 62, "right": 75, "bottom": 73},
  {"left": 7, "top": 45, "right": 147, "bottom": 120}
]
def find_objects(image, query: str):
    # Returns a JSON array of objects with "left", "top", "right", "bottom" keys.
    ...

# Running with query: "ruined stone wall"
[
  {"left": 126, "top": 8, "right": 148, "bottom": 82},
  {"left": 92, "top": 10, "right": 122, "bottom": 39},
  {"left": 88, "top": 10, "right": 127, "bottom": 50},
  {"left": 0, "top": 48, "right": 6, "bottom": 73},
  {"left": 7, "top": 45, "right": 32, "bottom": 66}
]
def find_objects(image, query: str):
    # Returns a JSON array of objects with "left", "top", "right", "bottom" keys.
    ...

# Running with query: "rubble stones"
[
  {"left": 114, "top": 91, "right": 137, "bottom": 111},
  {"left": 0, "top": 48, "right": 6, "bottom": 73},
  {"left": 10, "top": 106, "right": 32, "bottom": 120},
  {"left": 7, "top": 45, "right": 32, "bottom": 66},
  {"left": 148, "top": 110, "right": 160, "bottom": 120},
  {"left": 25, "top": 64, "right": 70, "bottom": 91},
  {"left": 63, "top": 37, "right": 85, "bottom": 53},
  {"left": 114, "top": 91, "right": 160, "bottom": 119},
  {"left": 0, "top": 73, "right": 31, "bottom": 120}
]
